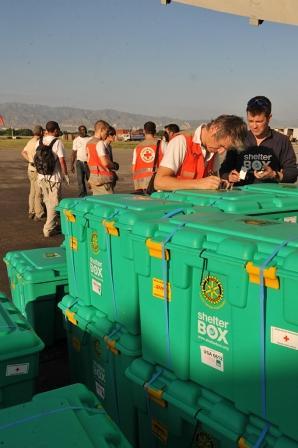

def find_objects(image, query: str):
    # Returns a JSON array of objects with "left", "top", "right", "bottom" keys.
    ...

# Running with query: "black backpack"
[{"left": 34, "top": 137, "right": 58, "bottom": 175}]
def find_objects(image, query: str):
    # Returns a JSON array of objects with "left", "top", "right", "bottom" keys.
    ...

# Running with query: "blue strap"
[
  {"left": 0, "top": 406, "right": 105, "bottom": 431},
  {"left": 106, "top": 323, "right": 122, "bottom": 340},
  {"left": 253, "top": 423, "right": 271, "bottom": 448},
  {"left": 162, "top": 208, "right": 185, "bottom": 219},
  {"left": 144, "top": 367, "right": 164, "bottom": 448},
  {"left": 67, "top": 219, "right": 79, "bottom": 299},
  {"left": 253, "top": 237, "right": 298, "bottom": 448},
  {"left": 105, "top": 233, "right": 118, "bottom": 322},
  {"left": 162, "top": 222, "right": 186, "bottom": 370},
  {"left": 144, "top": 367, "right": 164, "bottom": 390}
]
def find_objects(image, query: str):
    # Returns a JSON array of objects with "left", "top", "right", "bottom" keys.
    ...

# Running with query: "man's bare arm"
[{"left": 154, "top": 166, "right": 220, "bottom": 191}]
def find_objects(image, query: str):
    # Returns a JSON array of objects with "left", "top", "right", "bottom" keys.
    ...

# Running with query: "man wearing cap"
[
  {"left": 220, "top": 96, "right": 298, "bottom": 185},
  {"left": 21, "top": 125, "right": 45, "bottom": 220},
  {"left": 36, "top": 121, "right": 69, "bottom": 237}
]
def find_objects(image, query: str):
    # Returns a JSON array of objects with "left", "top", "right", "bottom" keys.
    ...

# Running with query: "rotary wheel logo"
[
  {"left": 91, "top": 231, "right": 99, "bottom": 254},
  {"left": 140, "top": 147, "right": 155, "bottom": 163},
  {"left": 201, "top": 275, "right": 224, "bottom": 309},
  {"left": 194, "top": 431, "right": 216, "bottom": 448}
]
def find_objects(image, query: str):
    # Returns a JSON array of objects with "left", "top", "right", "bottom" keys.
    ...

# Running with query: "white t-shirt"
[
  {"left": 36, "top": 136, "right": 65, "bottom": 182},
  {"left": 72, "top": 136, "right": 90, "bottom": 162},
  {"left": 160, "top": 125, "right": 214, "bottom": 174}
]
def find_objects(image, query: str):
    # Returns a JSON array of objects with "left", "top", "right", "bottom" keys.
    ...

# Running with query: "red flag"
[{"left": 0, "top": 115, "right": 5, "bottom": 126}]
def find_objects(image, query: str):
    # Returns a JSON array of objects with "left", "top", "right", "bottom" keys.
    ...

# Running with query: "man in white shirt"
[
  {"left": 37, "top": 121, "right": 69, "bottom": 237},
  {"left": 154, "top": 115, "right": 247, "bottom": 191},
  {"left": 21, "top": 125, "right": 45, "bottom": 220},
  {"left": 71, "top": 125, "right": 90, "bottom": 197}
]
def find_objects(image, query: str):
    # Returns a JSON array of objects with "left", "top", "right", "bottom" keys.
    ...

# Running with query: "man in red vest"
[
  {"left": 154, "top": 115, "right": 247, "bottom": 191},
  {"left": 132, "top": 121, "right": 164, "bottom": 194},
  {"left": 87, "top": 120, "right": 118, "bottom": 195}
]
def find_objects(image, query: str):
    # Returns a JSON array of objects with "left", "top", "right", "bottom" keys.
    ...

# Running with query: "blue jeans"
[{"left": 76, "top": 160, "right": 90, "bottom": 197}]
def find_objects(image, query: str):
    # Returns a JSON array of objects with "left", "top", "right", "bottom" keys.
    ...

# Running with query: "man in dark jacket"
[{"left": 220, "top": 96, "right": 297, "bottom": 185}]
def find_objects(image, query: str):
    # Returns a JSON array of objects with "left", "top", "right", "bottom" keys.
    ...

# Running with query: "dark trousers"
[{"left": 76, "top": 160, "right": 90, "bottom": 197}]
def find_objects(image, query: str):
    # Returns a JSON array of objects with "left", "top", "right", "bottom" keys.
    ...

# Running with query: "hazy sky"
[{"left": 1, "top": 0, "right": 298, "bottom": 121}]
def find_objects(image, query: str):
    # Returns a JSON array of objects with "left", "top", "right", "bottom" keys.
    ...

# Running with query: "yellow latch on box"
[
  {"left": 64, "top": 210, "right": 76, "bottom": 223},
  {"left": 144, "top": 385, "right": 167, "bottom": 408},
  {"left": 70, "top": 237, "right": 78, "bottom": 251},
  {"left": 104, "top": 336, "right": 120, "bottom": 355},
  {"left": 102, "top": 220, "right": 119, "bottom": 237},
  {"left": 246, "top": 261, "right": 279, "bottom": 289},
  {"left": 146, "top": 239, "right": 169, "bottom": 260},
  {"left": 65, "top": 309, "right": 78, "bottom": 326}
]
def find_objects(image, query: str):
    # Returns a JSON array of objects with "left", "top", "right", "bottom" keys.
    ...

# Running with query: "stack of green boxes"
[
  {"left": 57, "top": 194, "right": 200, "bottom": 446},
  {"left": 0, "top": 383, "right": 132, "bottom": 448},
  {"left": 0, "top": 292, "right": 44, "bottom": 408},
  {"left": 4, "top": 246, "right": 68, "bottom": 346},
  {"left": 125, "top": 194, "right": 298, "bottom": 446}
]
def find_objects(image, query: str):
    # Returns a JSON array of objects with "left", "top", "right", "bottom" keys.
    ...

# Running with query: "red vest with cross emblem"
[{"left": 133, "top": 140, "right": 162, "bottom": 190}]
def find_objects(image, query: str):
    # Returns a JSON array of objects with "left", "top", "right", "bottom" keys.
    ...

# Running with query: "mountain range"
[
  {"left": 0, "top": 103, "right": 199, "bottom": 131},
  {"left": 0, "top": 102, "right": 296, "bottom": 131}
]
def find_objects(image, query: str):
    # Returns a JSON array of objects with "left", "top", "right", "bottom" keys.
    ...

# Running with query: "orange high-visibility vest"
[
  {"left": 87, "top": 138, "right": 113, "bottom": 184},
  {"left": 133, "top": 140, "right": 162, "bottom": 190},
  {"left": 177, "top": 134, "right": 214, "bottom": 179}
]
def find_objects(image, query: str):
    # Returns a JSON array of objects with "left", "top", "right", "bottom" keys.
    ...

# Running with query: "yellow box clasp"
[
  {"left": 145, "top": 385, "right": 167, "bottom": 408},
  {"left": 65, "top": 309, "right": 78, "bottom": 326},
  {"left": 146, "top": 239, "right": 169, "bottom": 260},
  {"left": 246, "top": 262, "right": 279, "bottom": 289},
  {"left": 104, "top": 336, "right": 120, "bottom": 355},
  {"left": 102, "top": 220, "right": 119, "bottom": 237},
  {"left": 70, "top": 237, "right": 78, "bottom": 251},
  {"left": 238, "top": 437, "right": 249, "bottom": 448},
  {"left": 64, "top": 210, "right": 76, "bottom": 223}
]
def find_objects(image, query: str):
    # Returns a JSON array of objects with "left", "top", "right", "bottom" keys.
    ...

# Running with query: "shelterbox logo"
[{"left": 198, "top": 312, "right": 230, "bottom": 348}]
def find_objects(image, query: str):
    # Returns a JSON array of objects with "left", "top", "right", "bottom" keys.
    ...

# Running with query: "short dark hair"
[
  {"left": 144, "top": 121, "right": 156, "bottom": 135},
  {"left": 78, "top": 125, "right": 87, "bottom": 132},
  {"left": 246, "top": 96, "right": 271, "bottom": 116},
  {"left": 165, "top": 123, "right": 180, "bottom": 134},
  {"left": 107, "top": 126, "right": 116, "bottom": 137},
  {"left": 207, "top": 115, "right": 247, "bottom": 148},
  {"left": 46, "top": 121, "right": 60, "bottom": 133}
]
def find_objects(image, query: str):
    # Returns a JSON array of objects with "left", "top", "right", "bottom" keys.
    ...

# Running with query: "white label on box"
[
  {"left": 92, "top": 278, "right": 102, "bottom": 296},
  {"left": 200, "top": 346, "right": 224, "bottom": 372},
  {"left": 95, "top": 381, "right": 105, "bottom": 400},
  {"left": 6, "top": 363, "right": 29, "bottom": 376},
  {"left": 93, "top": 361, "right": 105, "bottom": 383},
  {"left": 271, "top": 326, "right": 298, "bottom": 350},
  {"left": 284, "top": 216, "right": 297, "bottom": 224}
]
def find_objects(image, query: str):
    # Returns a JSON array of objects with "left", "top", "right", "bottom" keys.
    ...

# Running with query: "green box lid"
[
  {"left": 4, "top": 247, "right": 67, "bottom": 282},
  {"left": 0, "top": 297, "right": 44, "bottom": 360},
  {"left": 243, "top": 183, "right": 298, "bottom": 196},
  {"left": 0, "top": 383, "right": 132, "bottom": 448},
  {"left": 152, "top": 189, "right": 298, "bottom": 215}
]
